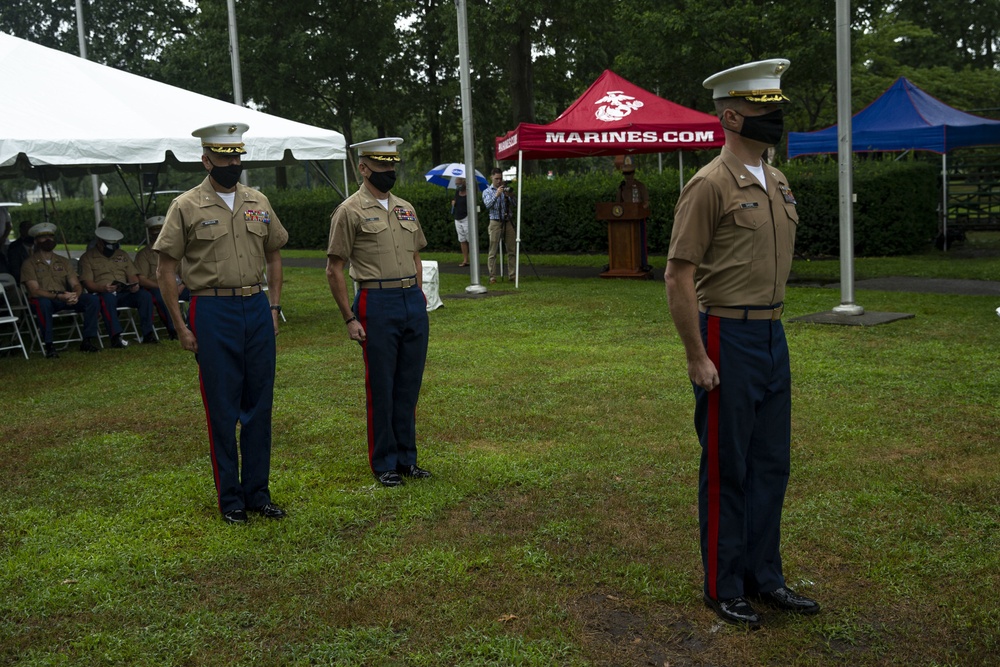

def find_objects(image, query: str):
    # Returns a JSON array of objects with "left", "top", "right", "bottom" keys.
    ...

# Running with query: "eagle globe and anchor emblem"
[{"left": 594, "top": 90, "right": 644, "bottom": 122}]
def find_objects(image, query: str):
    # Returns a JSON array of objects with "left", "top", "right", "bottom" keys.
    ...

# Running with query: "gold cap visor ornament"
[
  {"left": 351, "top": 137, "right": 404, "bottom": 163},
  {"left": 192, "top": 123, "right": 250, "bottom": 155},
  {"left": 703, "top": 59, "right": 791, "bottom": 103}
]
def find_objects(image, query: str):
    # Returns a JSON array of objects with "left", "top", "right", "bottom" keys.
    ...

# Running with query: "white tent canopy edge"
[{"left": 0, "top": 32, "right": 346, "bottom": 176}]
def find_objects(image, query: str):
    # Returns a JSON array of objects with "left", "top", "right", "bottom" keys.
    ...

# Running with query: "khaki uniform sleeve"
[
  {"left": 19, "top": 257, "right": 37, "bottom": 284},
  {"left": 668, "top": 177, "right": 721, "bottom": 266},
  {"left": 327, "top": 204, "right": 355, "bottom": 261},
  {"left": 154, "top": 199, "right": 187, "bottom": 261},
  {"left": 263, "top": 206, "right": 288, "bottom": 253},
  {"left": 78, "top": 252, "right": 94, "bottom": 283}
]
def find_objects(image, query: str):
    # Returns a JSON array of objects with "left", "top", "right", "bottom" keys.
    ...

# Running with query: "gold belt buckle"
[
  {"left": 771, "top": 307, "right": 782, "bottom": 320},
  {"left": 401, "top": 278, "right": 415, "bottom": 288},
  {"left": 241, "top": 285, "right": 253, "bottom": 297}
]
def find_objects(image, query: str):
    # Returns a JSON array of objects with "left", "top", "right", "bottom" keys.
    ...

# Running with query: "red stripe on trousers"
[
  {"left": 29, "top": 300, "right": 48, "bottom": 333},
  {"left": 357, "top": 290, "right": 376, "bottom": 472},
  {"left": 190, "top": 296, "right": 222, "bottom": 512},
  {"left": 706, "top": 315, "right": 721, "bottom": 600}
]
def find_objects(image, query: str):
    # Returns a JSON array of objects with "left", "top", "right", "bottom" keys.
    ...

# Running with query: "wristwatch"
[{"left": 270, "top": 305, "right": 282, "bottom": 314}]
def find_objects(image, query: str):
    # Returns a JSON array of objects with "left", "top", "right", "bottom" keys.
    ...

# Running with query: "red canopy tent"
[
  {"left": 493, "top": 70, "right": 723, "bottom": 284},
  {"left": 495, "top": 69, "right": 723, "bottom": 160}
]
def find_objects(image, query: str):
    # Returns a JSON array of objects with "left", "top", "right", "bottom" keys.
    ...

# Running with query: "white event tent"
[{"left": 0, "top": 32, "right": 347, "bottom": 179}]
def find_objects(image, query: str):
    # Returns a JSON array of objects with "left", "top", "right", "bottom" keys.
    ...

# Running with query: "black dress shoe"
[
  {"left": 111, "top": 334, "right": 128, "bottom": 348},
  {"left": 753, "top": 587, "right": 821, "bottom": 615},
  {"left": 168, "top": 331, "right": 178, "bottom": 340},
  {"left": 397, "top": 464, "right": 432, "bottom": 479},
  {"left": 142, "top": 333, "right": 159, "bottom": 344},
  {"left": 704, "top": 595, "right": 761, "bottom": 627},
  {"left": 376, "top": 470, "right": 404, "bottom": 487},
  {"left": 248, "top": 503, "right": 287, "bottom": 519},
  {"left": 222, "top": 509, "right": 248, "bottom": 524},
  {"left": 79, "top": 338, "right": 100, "bottom": 353},
  {"left": 44, "top": 344, "right": 59, "bottom": 358}
]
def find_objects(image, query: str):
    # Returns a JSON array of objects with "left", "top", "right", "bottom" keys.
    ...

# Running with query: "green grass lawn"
[{"left": 1, "top": 248, "right": 998, "bottom": 666}]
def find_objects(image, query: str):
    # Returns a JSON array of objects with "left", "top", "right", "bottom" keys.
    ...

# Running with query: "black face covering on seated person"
[
  {"left": 738, "top": 108, "right": 785, "bottom": 146},
  {"left": 36, "top": 238, "right": 57, "bottom": 252},
  {"left": 101, "top": 242, "right": 120, "bottom": 258},
  {"left": 366, "top": 169, "right": 396, "bottom": 193},
  {"left": 210, "top": 163, "right": 243, "bottom": 189}
]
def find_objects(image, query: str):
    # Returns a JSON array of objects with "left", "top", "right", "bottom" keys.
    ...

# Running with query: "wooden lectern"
[{"left": 595, "top": 201, "right": 652, "bottom": 279}]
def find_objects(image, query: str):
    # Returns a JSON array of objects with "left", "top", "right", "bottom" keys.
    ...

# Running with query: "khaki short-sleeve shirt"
[
  {"left": 20, "top": 251, "right": 74, "bottom": 291},
  {"left": 327, "top": 187, "right": 427, "bottom": 281},
  {"left": 78, "top": 246, "right": 139, "bottom": 284},
  {"left": 133, "top": 245, "right": 157, "bottom": 279},
  {"left": 668, "top": 147, "right": 799, "bottom": 307},
  {"left": 153, "top": 178, "right": 288, "bottom": 291}
]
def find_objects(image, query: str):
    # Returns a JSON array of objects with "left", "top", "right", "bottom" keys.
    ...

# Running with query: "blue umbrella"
[{"left": 424, "top": 163, "right": 489, "bottom": 191}]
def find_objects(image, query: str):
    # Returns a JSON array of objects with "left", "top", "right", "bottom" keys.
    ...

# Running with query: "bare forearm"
[
  {"left": 325, "top": 258, "right": 353, "bottom": 320},
  {"left": 156, "top": 260, "right": 187, "bottom": 330},
  {"left": 265, "top": 250, "right": 283, "bottom": 306}
]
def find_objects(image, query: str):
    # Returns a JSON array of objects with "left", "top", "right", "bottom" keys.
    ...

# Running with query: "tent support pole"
[
  {"left": 515, "top": 149, "right": 523, "bottom": 289},
  {"left": 114, "top": 165, "right": 146, "bottom": 224},
  {"left": 308, "top": 160, "right": 346, "bottom": 199},
  {"left": 343, "top": 159, "right": 350, "bottom": 200},
  {"left": 942, "top": 153, "right": 948, "bottom": 251},
  {"left": 678, "top": 152, "right": 685, "bottom": 190}
]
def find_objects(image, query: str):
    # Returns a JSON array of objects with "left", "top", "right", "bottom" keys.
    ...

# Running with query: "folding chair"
[
  {"left": 0, "top": 273, "right": 33, "bottom": 342},
  {"left": 96, "top": 300, "right": 143, "bottom": 346},
  {"left": 0, "top": 280, "right": 30, "bottom": 359},
  {"left": 4, "top": 277, "right": 84, "bottom": 355}
]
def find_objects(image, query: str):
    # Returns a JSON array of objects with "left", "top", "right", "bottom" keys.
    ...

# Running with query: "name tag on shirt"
[
  {"left": 201, "top": 219, "right": 219, "bottom": 226},
  {"left": 245, "top": 209, "right": 271, "bottom": 224},
  {"left": 394, "top": 207, "right": 416, "bottom": 221},
  {"left": 740, "top": 202, "right": 759, "bottom": 209}
]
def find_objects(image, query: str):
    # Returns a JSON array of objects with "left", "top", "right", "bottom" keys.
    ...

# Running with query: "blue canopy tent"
[{"left": 788, "top": 77, "right": 1000, "bottom": 246}]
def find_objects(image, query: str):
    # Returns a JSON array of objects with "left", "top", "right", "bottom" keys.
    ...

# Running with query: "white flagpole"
[
  {"left": 74, "top": 0, "right": 102, "bottom": 226},
  {"left": 226, "top": 0, "right": 249, "bottom": 186},
  {"left": 833, "top": 0, "right": 863, "bottom": 315},
  {"left": 456, "top": 0, "right": 486, "bottom": 293}
]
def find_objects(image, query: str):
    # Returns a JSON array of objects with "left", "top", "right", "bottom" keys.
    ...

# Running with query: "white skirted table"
[{"left": 421, "top": 260, "right": 443, "bottom": 311}]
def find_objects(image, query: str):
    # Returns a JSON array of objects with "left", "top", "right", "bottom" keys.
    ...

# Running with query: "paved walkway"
[{"left": 283, "top": 258, "right": 1000, "bottom": 296}]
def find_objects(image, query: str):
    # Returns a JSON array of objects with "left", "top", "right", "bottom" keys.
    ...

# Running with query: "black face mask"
[
  {"left": 366, "top": 169, "right": 396, "bottom": 193},
  {"left": 738, "top": 108, "right": 785, "bottom": 146},
  {"left": 101, "top": 242, "right": 120, "bottom": 258},
  {"left": 36, "top": 238, "right": 56, "bottom": 252},
  {"left": 210, "top": 163, "right": 243, "bottom": 189}
]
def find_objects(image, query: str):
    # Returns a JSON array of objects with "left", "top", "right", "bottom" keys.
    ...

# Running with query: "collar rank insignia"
[
  {"left": 245, "top": 209, "right": 271, "bottom": 224},
  {"left": 394, "top": 207, "right": 416, "bottom": 221}
]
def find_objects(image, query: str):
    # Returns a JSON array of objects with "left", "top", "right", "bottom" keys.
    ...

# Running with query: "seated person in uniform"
[
  {"left": 78, "top": 226, "right": 157, "bottom": 347},
  {"left": 20, "top": 223, "right": 102, "bottom": 357},
  {"left": 134, "top": 216, "right": 188, "bottom": 340}
]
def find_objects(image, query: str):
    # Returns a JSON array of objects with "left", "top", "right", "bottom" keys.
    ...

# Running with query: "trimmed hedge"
[{"left": 9, "top": 158, "right": 939, "bottom": 257}]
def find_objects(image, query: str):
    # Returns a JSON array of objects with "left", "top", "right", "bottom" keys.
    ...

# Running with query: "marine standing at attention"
[
  {"left": 326, "top": 137, "right": 432, "bottom": 488},
  {"left": 154, "top": 122, "right": 289, "bottom": 525},
  {"left": 665, "top": 59, "right": 820, "bottom": 627}
]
